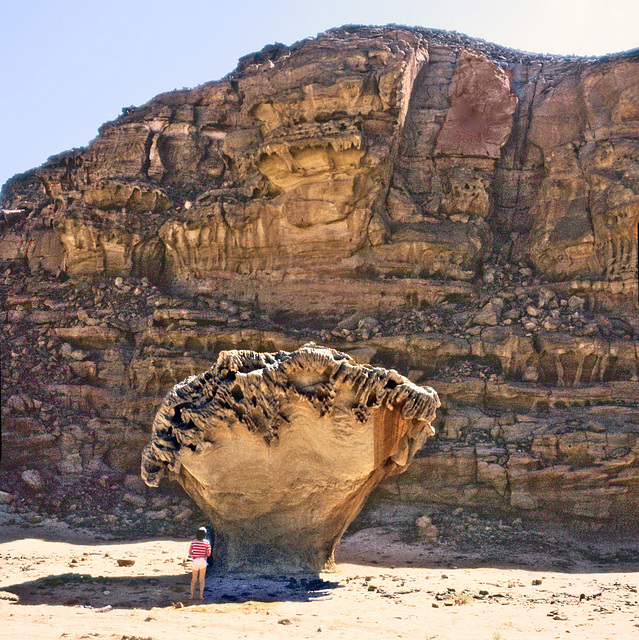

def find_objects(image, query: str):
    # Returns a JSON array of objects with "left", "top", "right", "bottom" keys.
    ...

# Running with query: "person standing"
[{"left": 188, "top": 526, "right": 211, "bottom": 600}]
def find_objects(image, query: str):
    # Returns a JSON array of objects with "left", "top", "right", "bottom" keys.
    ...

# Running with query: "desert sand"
[{"left": 1, "top": 523, "right": 637, "bottom": 640}]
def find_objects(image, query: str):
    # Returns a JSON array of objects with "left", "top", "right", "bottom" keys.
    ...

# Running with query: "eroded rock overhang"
[{"left": 141, "top": 343, "right": 439, "bottom": 573}]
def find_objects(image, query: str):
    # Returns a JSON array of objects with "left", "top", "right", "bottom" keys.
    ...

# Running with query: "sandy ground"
[{"left": 0, "top": 525, "right": 637, "bottom": 640}]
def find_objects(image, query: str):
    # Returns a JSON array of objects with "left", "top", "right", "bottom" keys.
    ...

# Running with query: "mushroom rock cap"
[{"left": 142, "top": 343, "right": 439, "bottom": 573}]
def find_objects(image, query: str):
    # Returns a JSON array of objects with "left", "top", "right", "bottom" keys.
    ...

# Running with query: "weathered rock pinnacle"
[{"left": 142, "top": 343, "right": 439, "bottom": 573}]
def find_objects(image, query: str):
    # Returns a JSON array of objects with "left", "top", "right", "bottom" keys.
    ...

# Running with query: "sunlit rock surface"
[{"left": 1, "top": 26, "right": 637, "bottom": 536}]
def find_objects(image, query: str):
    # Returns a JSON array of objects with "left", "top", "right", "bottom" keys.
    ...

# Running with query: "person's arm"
[{"left": 207, "top": 541, "right": 211, "bottom": 557}]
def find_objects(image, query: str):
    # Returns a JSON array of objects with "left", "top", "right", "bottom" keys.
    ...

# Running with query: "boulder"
[
  {"left": 416, "top": 515, "right": 439, "bottom": 541},
  {"left": 21, "top": 469, "right": 44, "bottom": 491},
  {"left": 142, "top": 344, "right": 439, "bottom": 573}
]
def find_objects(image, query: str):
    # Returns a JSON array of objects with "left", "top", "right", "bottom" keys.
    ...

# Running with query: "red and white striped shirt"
[{"left": 189, "top": 539, "right": 211, "bottom": 559}]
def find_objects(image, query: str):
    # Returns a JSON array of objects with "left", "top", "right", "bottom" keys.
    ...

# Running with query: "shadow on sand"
[{"left": 1, "top": 570, "right": 342, "bottom": 610}]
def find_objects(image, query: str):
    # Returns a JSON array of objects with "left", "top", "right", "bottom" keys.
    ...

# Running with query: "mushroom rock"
[{"left": 141, "top": 343, "right": 439, "bottom": 573}]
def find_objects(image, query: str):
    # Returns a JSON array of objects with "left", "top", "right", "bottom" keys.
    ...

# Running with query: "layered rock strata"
[
  {"left": 3, "top": 28, "right": 637, "bottom": 310},
  {"left": 1, "top": 26, "right": 638, "bottom": 535},
  {"left": 142, "top": 344, "right": 439, "bottom": 572}
]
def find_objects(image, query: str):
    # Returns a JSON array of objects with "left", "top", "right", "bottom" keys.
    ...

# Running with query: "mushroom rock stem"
[{"left": 141, "top": 343, "right": 439, "bottom": 574}]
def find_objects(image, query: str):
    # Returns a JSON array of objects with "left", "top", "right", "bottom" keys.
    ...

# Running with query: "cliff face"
[{"left": 1, "top": 26, "right": 638, "bottom": 535}]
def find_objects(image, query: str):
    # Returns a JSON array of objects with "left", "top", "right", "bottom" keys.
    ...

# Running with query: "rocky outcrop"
[
  {"left": 142, "top": 344, "right": 439, "bottom": 572},
  {"left": 1, "top": 26, "right": 638, "bottom": 536},
  {"left": 434, "top": 49, "right": 518, "bottom": 157},
  {"left": 3, "top": 28, "right": 637, "bottom": 306},
  {"left": 375, "top": 404, "right": 639, "bottom": 528}
]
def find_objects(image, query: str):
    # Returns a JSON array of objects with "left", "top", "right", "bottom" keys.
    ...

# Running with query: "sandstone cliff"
[{"left": 1, "top": 26, "right": 638, "bottom": 536}]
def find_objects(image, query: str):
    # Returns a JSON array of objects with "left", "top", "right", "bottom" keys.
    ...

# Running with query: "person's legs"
[
  {"left": 190, "top": 569, "right": 198, "bottom": 599},
  {"left": 196, "top": 566, "right": 206, "bottom": 599}
]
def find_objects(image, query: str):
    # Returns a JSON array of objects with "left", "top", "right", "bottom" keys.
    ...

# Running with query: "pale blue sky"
[{"left": 1, "top": 0, "right": 637, "bottom": 190}]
